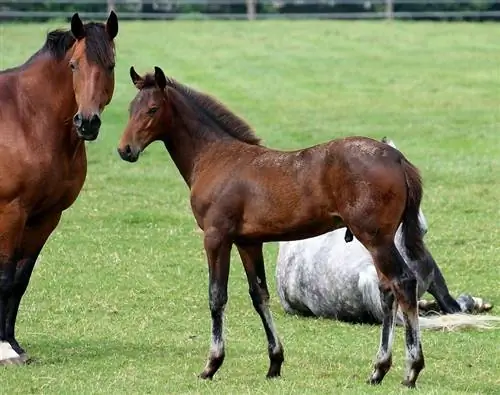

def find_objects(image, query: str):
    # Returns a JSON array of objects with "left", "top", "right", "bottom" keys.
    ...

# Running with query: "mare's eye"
[
  {"left": 147, "top": 107, "right": 158, "bottom": 115},
  {"left": 108, "top": 64, "right": 115, "bottom": 73},
  {"left": 69, "top": 61, "right": 77, "bottom": 71}
]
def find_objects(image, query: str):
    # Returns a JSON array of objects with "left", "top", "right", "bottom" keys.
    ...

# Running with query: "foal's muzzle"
[
  {"left": 73, "top": 112, "right": 101, "bottom": 141},
  {"left": 117, "top": 144, "right": 140, "bottom": 163}
]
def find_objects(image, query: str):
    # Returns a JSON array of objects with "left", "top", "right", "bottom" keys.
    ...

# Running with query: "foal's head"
[
  {"left": 117, "top": 66, "right": 170, "bottom": 162},
  {"left": 69, "top": 12, "right": 118, "bottom": 141}
]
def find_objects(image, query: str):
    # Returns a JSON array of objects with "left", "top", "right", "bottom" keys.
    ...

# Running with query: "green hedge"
[{"left": 2, "top": 1, "right": 500, "bottom": 21}]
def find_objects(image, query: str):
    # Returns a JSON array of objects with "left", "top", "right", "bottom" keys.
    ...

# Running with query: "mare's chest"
[{"left": 24, "top": 141, "right": 88, "bottom": 216}]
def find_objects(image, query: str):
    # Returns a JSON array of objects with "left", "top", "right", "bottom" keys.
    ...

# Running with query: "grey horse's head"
[{"left": 381, "top": 137, "right": 428, "bottom": 237}]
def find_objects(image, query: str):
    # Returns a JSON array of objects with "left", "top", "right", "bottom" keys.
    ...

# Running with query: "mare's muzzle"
[
  {"left": 73, "top": 112, "right": 101, "bottom": 141},
  {"left": 117, "top": 144, "right": 140, "bottom": 163}
]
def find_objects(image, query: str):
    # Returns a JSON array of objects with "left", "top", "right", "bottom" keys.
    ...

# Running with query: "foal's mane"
[
  {"left": 1, "top": 23, "right": 114, "bottom": 75},
  {"left": 140, "top": 74, "right": 261, "bottom": 145}
]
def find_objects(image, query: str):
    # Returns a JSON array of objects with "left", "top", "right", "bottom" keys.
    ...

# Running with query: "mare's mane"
[
  {"left": 138, "top": 74, "right": 261, "bottom": 145},
  {"left": 1, "top": 23, "right": 114, "bottom": 75}
]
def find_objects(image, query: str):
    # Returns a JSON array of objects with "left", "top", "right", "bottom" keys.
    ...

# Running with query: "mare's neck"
[{"left": 19, "top": 53, "right": 80, "bottom": 148}]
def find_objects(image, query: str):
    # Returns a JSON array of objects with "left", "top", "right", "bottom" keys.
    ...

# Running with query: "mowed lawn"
[{"left": 0, "top": 19, "right": 499, "bottom": 394}]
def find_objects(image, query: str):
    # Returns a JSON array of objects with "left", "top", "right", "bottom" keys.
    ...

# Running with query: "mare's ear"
[
  {"left": 106, "top": 10, "right": 119, "bottom": 40},
  {"left": 154, "top": 66, "right": 167, "bottom": 91},
  {"left": 130, "top": 66, "right": 143, "bottom": 88},
  {"left": 71, "top": 13, "right": 85, "bottom": 40}
]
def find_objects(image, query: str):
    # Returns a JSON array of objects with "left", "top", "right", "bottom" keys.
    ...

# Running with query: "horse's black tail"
[{"left": 400, "top": 157, "right": 426, "bottom": 261}]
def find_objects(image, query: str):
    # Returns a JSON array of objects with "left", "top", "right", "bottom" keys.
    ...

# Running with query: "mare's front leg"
[
  {"left": 0, "top": 203, "right": 26, "bottom": 365},
  {"left": 199, "top": 227, "right": 232, "bottom": 380},
  {"left": 367, "top": 284, "right": 397, "bottom": 385},
  {"left": 236, "top": 243, "right": 284, "bottom": 378},
  {"left": 5, "top": 212, "right": 62, "bottom": 361}
]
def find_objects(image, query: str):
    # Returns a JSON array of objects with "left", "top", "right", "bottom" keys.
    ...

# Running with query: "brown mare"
[
  {"left": 0, "top": 12, "right": 118, "bottom": 364},
  {"left": 118, "top": 67, "right": 427, "bottom": 388}
]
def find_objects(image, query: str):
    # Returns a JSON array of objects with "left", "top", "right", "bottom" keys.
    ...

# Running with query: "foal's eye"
[
  {"left": 69, "top": 61, "right": 77, "bottom": 71},
  {"left": 108, "top": 64, "right": 115, "bottom": 73},
  {"left": 147, "top": 107, "right": 158, "bottom": 115}
]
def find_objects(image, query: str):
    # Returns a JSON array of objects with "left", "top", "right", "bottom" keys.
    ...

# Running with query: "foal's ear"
[
  {"left": 130, "top": 66, "right": 143, "bottom": 88},
  {"left": 106, "top": 10, "right": 119, "bottom": 40},
  {"left": 154, "top": 66, "right": 167, "bottom": 91},
  {"left": 70, "top": 13, "right": 85, "bottom": 40}
]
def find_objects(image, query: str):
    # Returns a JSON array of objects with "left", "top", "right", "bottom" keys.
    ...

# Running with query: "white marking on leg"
[
  {"left": 260, "top": 303, "right": 282, "bottom": 354},
  {"left": 208, "top": 303, "right": 225, "bottom": 360},
  {"left": 377, "top": 312, "right": 397, "bottom": 363},
  {"left": 405, "top": 313, "right": 422, "bottom": 363},
  {"left": 0, "top": 341, "right": 20, "bottom": 361}
]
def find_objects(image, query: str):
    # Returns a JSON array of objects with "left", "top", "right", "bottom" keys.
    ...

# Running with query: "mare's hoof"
[{"left": 401, "top": 379, "right": 416, "bottom": 389}]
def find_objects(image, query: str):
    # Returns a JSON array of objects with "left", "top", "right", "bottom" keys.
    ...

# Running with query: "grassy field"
[{"left": 0, "top": 19, "right": 499, "bottom": 394}]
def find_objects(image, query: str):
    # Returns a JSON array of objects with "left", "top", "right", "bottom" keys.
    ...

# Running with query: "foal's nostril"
[
  {"left": 73, "top": 113, "right": 83, "bottom": 128},
  {"left": 125, "top": 144, "right": 132, "bottom": 155},
  {"left": 90, "top": 114, "right": 101, "bottom": 130}
]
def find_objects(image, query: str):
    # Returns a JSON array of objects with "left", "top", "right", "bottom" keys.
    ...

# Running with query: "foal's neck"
[{"left": 163, "top": 91, "right": 240, "bottom": 188}]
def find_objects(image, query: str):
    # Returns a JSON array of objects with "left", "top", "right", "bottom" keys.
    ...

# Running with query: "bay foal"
[{"left": 118, "top": 67, "right": 426, "bottom": 387}]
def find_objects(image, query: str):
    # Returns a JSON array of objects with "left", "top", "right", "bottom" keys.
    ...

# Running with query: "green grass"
[{"left": 0, "top": 20, "right": 499, "bottom": 394}]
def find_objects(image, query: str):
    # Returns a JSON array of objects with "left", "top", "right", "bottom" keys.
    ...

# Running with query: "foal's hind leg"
[
  {"left": 385, "top": 246, "right": 425, "bottom": 388},
  {"left": 368, "top": 243, "right": 424, "bottom": 388},
  {"left": 237, "top": 243, "right": 284, "bottom": 378},
  {"left": 367, "top": 284, "right": 397, "bottom": 385}
]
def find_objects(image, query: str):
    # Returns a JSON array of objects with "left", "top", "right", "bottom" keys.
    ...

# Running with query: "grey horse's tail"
[
  {"left": 359, "top": 276, "right": 500, "bottom": 330},
  {"left": 400, "top": 157, "right": 426, "bottom": 261},
  {"left": 395, "top": 311, "right": 500, "bottom": 330}
]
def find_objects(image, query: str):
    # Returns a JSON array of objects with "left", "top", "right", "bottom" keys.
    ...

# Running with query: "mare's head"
[
  {"left": 381, "top": 137, "right": 428, "bottom": 236},
  {"left": 68, "top": 12, "right": 118, "bottom": 140},
  {"left": 117, "top": 66, "right": 170, "bottom": 162}
]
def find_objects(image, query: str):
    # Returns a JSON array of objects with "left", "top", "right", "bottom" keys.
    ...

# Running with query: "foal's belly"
[{"left": 238, "top": 211, "right": 345, "bottom": 243}]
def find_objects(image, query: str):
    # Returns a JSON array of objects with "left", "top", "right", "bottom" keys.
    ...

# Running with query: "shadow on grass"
[{"left": 22, "top": 336, "right": 198, "bottom": 367}]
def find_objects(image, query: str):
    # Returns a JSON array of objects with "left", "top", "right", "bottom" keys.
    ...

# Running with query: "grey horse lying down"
[{"left": 276, "top": 138, "right": 498, "bottom": 330}]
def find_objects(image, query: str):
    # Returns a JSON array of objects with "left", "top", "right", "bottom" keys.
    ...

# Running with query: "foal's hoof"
[
  {"left": 366, "top": 376, "right": 383, "bottom": 385},
  {"left": 198, "top": 370, "right": 214, "bottom": 380},
  {"left": 266, "top": 367, "right": 281, "bottom": 379},
  {"left": 401, "top": 379, "right": 416, "bottom": 389}
]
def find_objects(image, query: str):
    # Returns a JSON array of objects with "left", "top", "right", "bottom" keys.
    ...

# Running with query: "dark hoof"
[
  {"left": 366, "top": 376, "right": 383, "bottom": 385},
  {"left": 198, "top": 370, "right": 214, "bottom": 380},
  {"left": 266, "top": 369, "right": 281, "bottom": 379},
  {"left": 401, "top": 379, "right": 416, "bottom": 388}
]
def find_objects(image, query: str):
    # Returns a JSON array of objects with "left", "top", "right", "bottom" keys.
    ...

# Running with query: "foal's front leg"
[
  {"left": 237, "top": 243, "right": 284, "bottom": 378},
  {"left": 199, "top": 227, "right": 232, "bottom": 380}
]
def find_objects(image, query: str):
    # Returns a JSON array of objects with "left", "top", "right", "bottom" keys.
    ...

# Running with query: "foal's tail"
[{"left": 400, "top": 158, "right": 426, "bottom": 261}]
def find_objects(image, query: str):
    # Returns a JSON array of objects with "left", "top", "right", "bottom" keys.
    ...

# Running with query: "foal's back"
[{"left": 191, "top": 136, "right": 406, "bottom": 242}]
